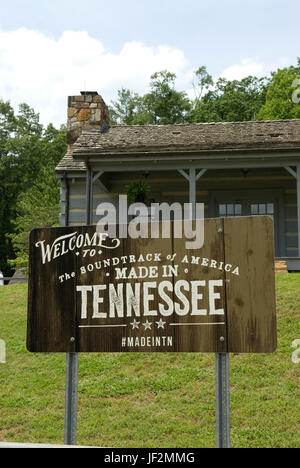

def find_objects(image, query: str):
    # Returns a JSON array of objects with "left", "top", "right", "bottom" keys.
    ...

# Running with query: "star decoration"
[
  {"left": 156, "top": 319, "right": 166, "bottom": 329},
  {"left": 143, "top": 320, "right": 152, "bottom": 330},
  {"left": 130, "top": 319, "right": 140, "bottom": 330}
]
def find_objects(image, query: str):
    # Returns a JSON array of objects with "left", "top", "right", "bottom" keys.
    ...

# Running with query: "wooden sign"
[{"left": 27, "top": 217, "right": 277, "bottom": 353}]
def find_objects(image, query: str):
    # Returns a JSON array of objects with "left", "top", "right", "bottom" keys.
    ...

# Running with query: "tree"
[
  {"left": 109, "top": 88, "right": 144, "bottom": 125},
  {"left": 110, "top": 71, "right": 191, "bottom": 125},
  {"left": 142, "top": 71, "right": 191, "bottom": 124},
  {"left": 39, "top": 123, "right": 67, "bottom": 169},
  {"left": 192, "top": 66, "right": 213, "bottom": 100},
  {"left": 0, "top": 99, "right": 66, "bottom": 274},
  {"left": 9, "top": 162, "right": 60, "bottom": 271},
  {"left": 0, "top": 100, "right": 18, "bottom": 274},
  {"left": 189, "top": 75, "right": 269, "bottom": 123},
  {"left": 257, "top": 60, "right": 300, "bottom": 120}
]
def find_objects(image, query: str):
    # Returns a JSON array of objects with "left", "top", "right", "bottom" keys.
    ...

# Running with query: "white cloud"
[
  {"left": 220, "top": 57, "right": 291, "bottom": 81},
  {"left": 220, "top": 59, "right": 263, "bottom": 81},
  {"left": 0, "top": 28, "right": 190, "bottom": 127}
]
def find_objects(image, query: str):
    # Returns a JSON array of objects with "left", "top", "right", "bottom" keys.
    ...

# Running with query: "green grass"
[{"left": 0, "top": 275, "right": 299, "bottom": 448}]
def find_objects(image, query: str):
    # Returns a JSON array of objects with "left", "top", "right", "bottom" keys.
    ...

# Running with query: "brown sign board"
[{"left": 27, "top": 216, "right": 277, "bottom": 353}]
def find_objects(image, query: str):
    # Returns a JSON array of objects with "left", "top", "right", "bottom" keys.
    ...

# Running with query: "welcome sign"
[{"left": 27, "top": 216, "right": 277, "bottom": 353}]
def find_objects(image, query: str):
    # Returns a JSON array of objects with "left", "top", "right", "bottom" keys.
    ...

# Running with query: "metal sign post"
[
  {"left": 185, "top": 170, "right": 231, "bottom": 448},
  {"left": 64, "top": 352, "right": 78, "bottom": 445},
  {"left": 63, "top": 165, "right": 93, "bottom": 445},
  {"left": 215, "top": 353, "right": 230, "bottom": 448}
]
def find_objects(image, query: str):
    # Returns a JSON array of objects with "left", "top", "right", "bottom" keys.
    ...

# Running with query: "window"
[
  {"left": 219, "top": 203, "right": 242, "bottom": 217},
  {"left": 214, "top": 194, "right": 280, "bottom": 256},
  {"left": 251, "top": 203, "right": 274, "bottom": 221}
]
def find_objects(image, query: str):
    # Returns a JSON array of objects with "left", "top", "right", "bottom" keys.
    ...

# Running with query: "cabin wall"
[{"left": 59, "top": 167, "right": 298, "bottom": 257}]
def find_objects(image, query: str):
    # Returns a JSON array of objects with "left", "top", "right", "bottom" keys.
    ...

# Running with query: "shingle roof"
[{"left": 56, "top": 119, "right": 300, "bottom": 172}]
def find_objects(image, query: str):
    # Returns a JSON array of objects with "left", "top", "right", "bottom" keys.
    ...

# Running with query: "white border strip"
[
  {"left": 78, "top": 324, "right": 127, "bottom": 328},
  {"left": 169, "top": 322, "right": 225, "bottom": 326}
]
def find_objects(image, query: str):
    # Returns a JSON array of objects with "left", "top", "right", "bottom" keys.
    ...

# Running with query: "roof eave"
[
  {"left": 71, "top": 145, "right": 300, "bottom": 160},
  {"left": 55, "top": 146, "right": 300, "bottom": 174}
]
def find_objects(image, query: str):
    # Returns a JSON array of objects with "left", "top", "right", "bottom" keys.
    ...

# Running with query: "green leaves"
[
  {"left": 110, "top": 60, "right": 300, "bottom": 125},
  {"left": 0, "top": 99, "right": 66, "bottom": 273},
  {"left": 109, "top": 88, "right": 144, "bottom": 125},
  {"left": 192, "top": 66, "right": 214, "bottom": 100},
  {"left": 125, "top": 180, "right": 150, "bottom": 204},
  {"left": 109, "top": 70, "right": 191, "bottom": 125},
  {"left": 190, "top": 75, "right": 269, "bottom": 123},
  {"left": 144, "top": 71, "right": 191, "bottom": 125},
  {"left": 257, "top": 64, "right": 300, "bottom": 120},
  {"left": 8, "top": 163, "right": 60, "bottom": 271}
]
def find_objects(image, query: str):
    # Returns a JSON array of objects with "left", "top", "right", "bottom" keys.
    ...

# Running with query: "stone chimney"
[{"left": 67, "top": 91, "right": 110, "bottom": 146}]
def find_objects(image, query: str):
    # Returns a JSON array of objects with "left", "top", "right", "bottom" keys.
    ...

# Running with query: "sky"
[{"left": 0, "top": 0, "right": 299, "bottom": 127}]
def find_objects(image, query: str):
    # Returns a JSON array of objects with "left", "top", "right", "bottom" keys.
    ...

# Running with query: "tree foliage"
[
  {"left": 110, "top": 70, "right": 191, "bottom": 125},
  {"left": 192, "top": 66, "right": 214, "bottom": 100},
  {"left": 110, "top": 60, "right": 300, "bottom": 126},
  {"left": 8, "top": 163, "right": 60, "bottom": 271},
  {"left": 142, "top": 71, "right": 191, "bottom": 124},
  {"left": 189, "top": 75, "right": 269, "bottom": 123},
  {"left": 109, "top": 88, "right": 144, "bottom": 125},
  {"left": 257, "top": 59, "right": 300, "bottom": 120},
  {"left": 0, "top": 100, "right": 66, "bottom": 274}
]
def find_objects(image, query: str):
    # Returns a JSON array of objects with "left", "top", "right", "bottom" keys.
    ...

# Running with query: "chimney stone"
[{"left": 67, "top": 92, "right": 110, "bottom": 146}]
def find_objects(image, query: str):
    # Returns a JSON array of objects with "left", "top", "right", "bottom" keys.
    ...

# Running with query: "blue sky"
[{"left": 0, "top": 0, "right": 299, "bottom": 126}]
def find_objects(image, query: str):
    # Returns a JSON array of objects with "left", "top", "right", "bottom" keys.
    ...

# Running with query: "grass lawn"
[{"left": 0, "top": 275, "right": 299, "bottom": 448}]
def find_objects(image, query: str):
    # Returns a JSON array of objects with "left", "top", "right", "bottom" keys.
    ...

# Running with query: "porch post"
[
  {"left": 178, "top": 168, "right": 207, "bottom": 219},
  {"left": 189, "top": 168, "right": 196, "bottom": 219},
  {"left": 86, "top": 164, "right": 93, "bottom": 225}
]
